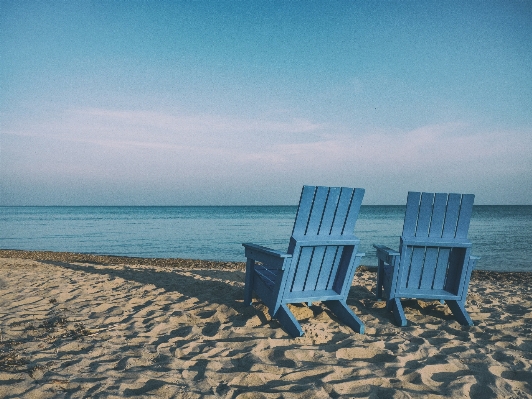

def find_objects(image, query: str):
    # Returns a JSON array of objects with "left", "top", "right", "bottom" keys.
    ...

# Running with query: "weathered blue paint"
[
  {"left": 374, "top": 191, "right": 480, "bottom": 327},
  {"left": 243, "top": 185, "right": 365, "bottom": 337}
]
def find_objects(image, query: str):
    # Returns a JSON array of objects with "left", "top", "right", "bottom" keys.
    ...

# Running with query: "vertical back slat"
[
  {"left": 330, "top": 188, "right": 354, "bottom": 235},
  {"left": 306, "top": 187, "right": 330, "bottom": 236},
  {"left": 304, "top": 246, "right": 326, "bottom": 291},
  {"left": 429, "top": 193, "right": 448, "bottom": 238},
  {"left": 403, "top": 192, "right": 421, "bottom": 237},
  {"left": 291, "top": 186, "right": 316, "bottom": 237},
  {"left": 341, "top": 188, "right": 365, "bottom": 235},
  {"left": 396, "top": 245, "right": 413, "bottom": 290},
  {"left": 318, "top": 187, "right": 341, "bottom": 235},
  {"left": 420, "top": 247, "right": 438, "bottom": 289},
  {"left": 326, "top": 247, "right": 344, "bottom": 290},
  {"left": 291, "top": 247, "right": 314, "bottom": 292},
  {"left": 283, "top": 247, "right": 302, "bottom": 293},
  {"left": 406, "top": 246, "right": 425, "bottom": 288},
  {"left": 455, "top": 194, "right": 474, "bottom": 239},
  {"left": 432, "top": 248, "right": 450, "bottom": 289},
  {"left": 315, "top": 246, "right": 339, "bottom": 290},
  {"left": 415, "top": 193, "right": 435, "bottom": 238},
  {"left": 442, "top": 193, "right": 461, "bottom": 238}
]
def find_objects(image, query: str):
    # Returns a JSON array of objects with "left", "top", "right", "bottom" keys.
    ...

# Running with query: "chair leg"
[
  {"left": 275, "top": 303, "right": 304, "bottom": 338},
  {"left": 244, "top": 259, "right": 254, "bottom": 306},
  {"left": 446, "top": 300, "right": 474, "bottom": 326},
  {"left": 376, "top": 260, "right": 384, "bottom": 300},
  {"left": 323, "top": 300, "right": 365, "bottom": 334},
  {"left": 389, "top": 297, "right": 407, "bottom": 327}
]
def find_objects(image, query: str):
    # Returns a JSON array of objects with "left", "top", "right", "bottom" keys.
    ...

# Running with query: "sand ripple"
[{"left": 0, "top": 253, "right": 531, "bottom": 398}]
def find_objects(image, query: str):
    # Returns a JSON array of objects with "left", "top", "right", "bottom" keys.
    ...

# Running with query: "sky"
[{"left": 1, "top": 1, "right": 531, "bottom": 205}]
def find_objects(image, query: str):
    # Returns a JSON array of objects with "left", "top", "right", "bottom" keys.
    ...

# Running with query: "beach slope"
[{"left": 1, "top": 250, "right": 531, "bottom": 398}]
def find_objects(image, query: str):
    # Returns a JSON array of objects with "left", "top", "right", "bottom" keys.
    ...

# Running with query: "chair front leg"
[
  {"left": 244, "top": 258, "right": 255, "bottom": 306},
  {"left": 389, "top": 297, "right": 407, "bottom": 327},
  {"left": 376, "top": 259, "right": 385, "bottom": 300},
  {"left": 446, "top": 300, "right": 474, "bottom": 326},
  {"left": 323, "top": 300, "right": 365, "bottom": 334},
  {"left": 275, "top": 303, "right": 304, "bottom": 338}
]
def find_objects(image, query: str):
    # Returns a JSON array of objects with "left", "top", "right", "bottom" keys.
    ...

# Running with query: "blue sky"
[{"left": 1, "top": 1, "right": 531, "bottom": 205}]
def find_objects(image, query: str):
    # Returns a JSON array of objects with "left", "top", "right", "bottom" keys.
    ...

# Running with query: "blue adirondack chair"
[
  {"left": 243, "top": 185, "right": 366, "bottom": 337},
  {"left": 374, "top": 192, "right": 480, "bottom": 327}
]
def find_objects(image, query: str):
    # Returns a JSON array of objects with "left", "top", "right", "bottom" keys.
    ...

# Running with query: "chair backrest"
[
  {"left": 397, "top": 192, "right": 474, "bottom": 296},
  {"left": 284, "top": 186, "right": 365, "bottom": 297},
  {"left": 402, "top": 192, "right": 474, "bottom": 241}
]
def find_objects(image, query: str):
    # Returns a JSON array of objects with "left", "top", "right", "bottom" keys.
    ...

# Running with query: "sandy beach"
[{"left": 0, "top": 250, "right": 531, "bottom": 398}]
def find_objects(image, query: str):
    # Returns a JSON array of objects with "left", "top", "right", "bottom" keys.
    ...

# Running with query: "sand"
[{"left": 0, "top": 250, "right": 531, "bottom": 398}]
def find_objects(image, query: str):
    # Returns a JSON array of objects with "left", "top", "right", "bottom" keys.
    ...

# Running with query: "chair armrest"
[
  {"left": 401, "top": 238, "right": 472, "bottom": 248},
  {"left": 291, "top": 234, "right": 360, "bottom": 248},
  {"left": 242, "top": 243, "right": 291, "bottom": 258},
  {"left": 373, "top": 244, "right": 400, "bottom": 264},
  {"left": 242, "top": 243, "right": 292, "bottom": 268}
]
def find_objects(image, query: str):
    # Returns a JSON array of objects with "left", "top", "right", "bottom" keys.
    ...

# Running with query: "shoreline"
[
  {"left": 1, "top": 250, "right": 531, "bottom": 397},
  {"left": 0, "top": 249, "right": 246, "bottom": 271},
  {"left": 1, "top": 249, "right": 530, "bottom": 280}
]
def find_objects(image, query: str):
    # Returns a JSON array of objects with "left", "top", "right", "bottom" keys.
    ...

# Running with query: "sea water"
[{"left": 1, "top": 206, "right": 531, "bottom": 272}]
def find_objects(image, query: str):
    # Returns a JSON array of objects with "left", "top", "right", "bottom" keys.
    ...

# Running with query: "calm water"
[{"left": 1, "top": 206, "right": 531, "bottom": 272}]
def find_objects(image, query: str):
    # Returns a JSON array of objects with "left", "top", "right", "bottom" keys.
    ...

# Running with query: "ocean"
[{"left": 1, "top": 206, "right": 531, "bottom": 272}]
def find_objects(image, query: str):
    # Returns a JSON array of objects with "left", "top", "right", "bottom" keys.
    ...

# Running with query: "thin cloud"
[
  {"left": 238, "top": 123, "right": 532, "bottom": 175},
  {"left": 74, "top": 108, "right": 325, "bottom": 134},
  {"left": 3, "top": 107, "right": 326, "bottom": 152}
]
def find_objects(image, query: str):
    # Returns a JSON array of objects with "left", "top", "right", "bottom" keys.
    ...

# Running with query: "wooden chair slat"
[
  {"left": 306, "top": 186, "right": 330, "bottom": 235},
  {"left": 406, "top": 246, "right": 425, "bottom": 289},
  {"left": 315, "top": 246, "right": 339, "bottom": 291},
  {"left": 429, "top": 193, "right": 448, "bottom": 238},
  {"left": 342, "top": 188, "right": 365, "bottom": 235},
  {"left": 456, "top": 194, "right": 475, "bottom": 239},
  {"left": 330, "top": 187, "right": 354, "bottom": 235},
  {"left": 304, "top": 246, "right": 326, "bottom": 292},
  {"left": 326, "top": 247, "right": 345, "bottom": 291},
  {"left": 419, "top": 247, "right": 439, "bottom": 289},
  {"left": 415, "top": 192, "right": 435, "bottom": 238},
  {"left": 432, "top": 248, "right": 451, "bottom": 290},
  {"left": 319, "top": 187, "right": 341, "bottom": 235},
  {"left": 291, "top": 186, "right": 316, "bottom": 237},
  {"left": 442, "top": 193, "right": 462, "bottom": 238},
  {"left": 291, "top": 246, "right": 314, "bottom": 292},
  {"left": 402, "top": 191, "right": 421, "bottom": 237}
]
